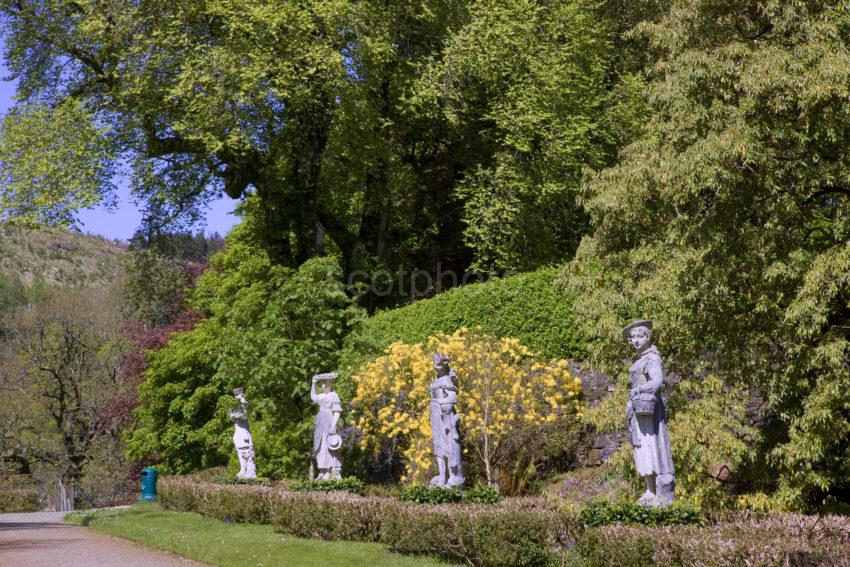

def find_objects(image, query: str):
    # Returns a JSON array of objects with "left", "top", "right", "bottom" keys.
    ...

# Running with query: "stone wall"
[{"left": 569, "top": 362, "right": 625, "bottom": 467}]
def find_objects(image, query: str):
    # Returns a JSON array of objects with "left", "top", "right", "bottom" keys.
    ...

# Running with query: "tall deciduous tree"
[
  {"left": 0, "top": 285, "right": 129, "bottom": 509},
  {"left": 0, "top": 0, "right": 643, "bottom": 289},
  {"left": 562, "top": 0, "right": 850, "bottom": 510}
]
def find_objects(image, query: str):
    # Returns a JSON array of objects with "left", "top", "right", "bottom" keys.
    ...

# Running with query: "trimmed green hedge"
[
  {"left": 338, "top": 268, "right": 584, "bottom": 397},
  {"left": 158, "top": 476, "right": 850, "bottom": 567},
  {"left": 159, "top": 476, "right": 562, "bottom": 567}
]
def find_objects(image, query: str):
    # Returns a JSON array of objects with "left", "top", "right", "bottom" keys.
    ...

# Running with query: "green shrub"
[
  {"left": 292, "top": 477, "right": 366, "bottom": 496},
  {"left": 461, "top": 485, "right": 504, "bottom": 505},
  {"left": 213, "top": 476, "right": 272, "bottom": 486},
  {"left": 578, "top": 500, "right": 702, "bottom": 528},
  {"left": 577, "top": 513, "right": 850, "bottom": 567},
  {"left": 399, "top": 485, "right": 503, "bottom": 505},
  {"left": 339, "top": 268, "right": 584, "bottom": 397},
  {"left": 0, "top": 488, "right": 39, "bottom": 513},
  {"left": 399, "top": 485, "right": 463, "bottom": 504}
]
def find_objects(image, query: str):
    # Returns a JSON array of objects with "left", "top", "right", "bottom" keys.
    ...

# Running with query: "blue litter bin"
[{"left": 140, "top": 467, "right": 158, "bottom": 502}]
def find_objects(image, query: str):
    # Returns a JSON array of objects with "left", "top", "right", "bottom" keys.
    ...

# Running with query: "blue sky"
[{"left": 0, "top": 41, "right": 240, "bottom": 241}]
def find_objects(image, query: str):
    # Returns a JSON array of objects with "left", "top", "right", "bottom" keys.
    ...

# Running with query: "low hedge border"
[
  {"left": 579, "top": 513, "right": 850, "bottom": 567},
  {"left": 159, "top": 477, "right": 850, "bottom": 567},
  {"left": 160, "top": 476, "right": 565, "bottom": 567}
]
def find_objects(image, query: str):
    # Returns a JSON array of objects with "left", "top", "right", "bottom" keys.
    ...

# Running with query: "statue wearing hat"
[
  {"left": 623, "top": 320, "right": 675, "bottom": 506},
  {"left": 311, "top": 373, "right": 343, "bottom": 480}
]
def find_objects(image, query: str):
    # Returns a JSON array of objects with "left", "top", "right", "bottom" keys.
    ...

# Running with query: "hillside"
[{"left": 0, "top": 223, "right": 125, "bottom": 288}]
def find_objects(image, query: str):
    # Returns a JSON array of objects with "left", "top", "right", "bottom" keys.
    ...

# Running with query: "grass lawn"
[{"left": 66, "top": 504, "right": 453, "bottom": 567}]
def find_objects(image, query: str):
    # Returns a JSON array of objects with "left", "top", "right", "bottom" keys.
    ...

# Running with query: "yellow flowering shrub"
[{"left": 352, "top": 327, "right": 583, "bottom": 487}]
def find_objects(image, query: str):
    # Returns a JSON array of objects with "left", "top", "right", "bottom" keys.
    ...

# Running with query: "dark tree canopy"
[{"left": 0, "top": 0, "right": 645, "bottom": 299}]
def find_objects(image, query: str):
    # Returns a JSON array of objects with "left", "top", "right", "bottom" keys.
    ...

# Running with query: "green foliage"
[
  {"left": 462, "top": 485, "right": 504, "bottom": 505},
  {"left": 123, "top": 250, "right": 194, "bottom": 328},
  {"left": 399, "top": 485, "right": 504, "bottom": 505},
  {"left": 292, "top": 477, "right": 366, "bottom": 496},
  {"left": 561, "top": 0, "right": 850, "bottom": 510},
  {"left": 0, "top": 0, "right": 641, "bottom": 283},
  {"left": 0, "top": 102, "right": 117, "bottom": 227},
  {"left": 340, "top": 268, "right": 584, "bottom": 397},
  {"left": 578, "top": 500, "right": 702, "bottom": 528},
  {"left": 398, "top": 485, "right": 463, "bottom": 504},
  {"left": 413, "top": 0, "right": 647, "bottom": 272},
  {"left": 128, "top": 208, "right": 366, "bottom": 477},
  {"left": 213, "top": 476, "right": 272, "bottom": 486},
  {"left": 0, "top": 477, "right": 39, "bottom": 513}
]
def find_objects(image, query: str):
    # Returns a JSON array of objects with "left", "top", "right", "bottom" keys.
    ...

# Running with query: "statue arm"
[
  {"left": 638, "top": 356, "right": 664, "bottom": 394},
  {"left": 310, "top": 378, "right": 319, "bottom": 403}
]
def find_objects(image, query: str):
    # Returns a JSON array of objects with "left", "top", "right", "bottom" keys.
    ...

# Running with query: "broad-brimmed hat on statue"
[
  {"left": 326, "top": 433, "right": 342, "bottom": 450},
  {"left": 622, "top": 319, "right": 653, "bottom": 339}
]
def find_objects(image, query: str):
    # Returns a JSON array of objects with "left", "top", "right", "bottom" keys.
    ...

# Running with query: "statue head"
[
  {"left": 312, "top": 372, "right": 338, "bottom": 393},
  {"left": 432, "top": 352, "right": 450, "bottom": 375},
  {"left": 623, "top": 320, "right": 653, "bottom": 352}
]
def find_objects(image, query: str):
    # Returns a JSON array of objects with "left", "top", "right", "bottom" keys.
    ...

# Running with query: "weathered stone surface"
[
  {"left": 429, "top": 353, "right": 465, "bottom": 489},
  {"left": 624, "top": 320, "right": 675, "bottom": 506},
  {"left": 311, "top": 373, "right": 343, "bottom": 480},
  {"left": 229, "top": 389, "right": 257, "bottom": 479}
]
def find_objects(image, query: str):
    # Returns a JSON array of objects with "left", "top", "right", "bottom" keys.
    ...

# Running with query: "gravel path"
[{"left": 0, "top": 511, "right": 208, "bottom": 567}]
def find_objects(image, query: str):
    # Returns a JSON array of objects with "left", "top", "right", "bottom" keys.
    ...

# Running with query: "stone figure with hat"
[
  {"left": 229, "top": 388, "right": 257, "bottom": 479},
  {"left": 623, "top": 320, "right": 675, "bottom": 506},
  {"left": 429, "top": 353, "right": 465, "bottom": 489},
  {"left": 311, "top": 372, "right": 343, "bottom": 480}
]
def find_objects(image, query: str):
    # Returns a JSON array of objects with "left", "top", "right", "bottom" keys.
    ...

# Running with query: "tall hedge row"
[{"left": 339, "top": 268, "right": 585, "bottom": 391}]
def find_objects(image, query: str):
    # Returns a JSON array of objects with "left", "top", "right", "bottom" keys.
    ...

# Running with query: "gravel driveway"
[{"left": 0, "top": 511, "right": 208, "bottom": 567}]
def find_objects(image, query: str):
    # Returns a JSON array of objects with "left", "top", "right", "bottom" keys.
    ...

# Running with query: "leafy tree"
[
  {"left": 352, "top": 328, "right": 582, "bottom": 491},
  {"left": 411, "top": 0, "right": 647, "bottom": 272},
  {"left": 0, "top": 0, "right": 643, "bottom": 288},
  {"left": 0, "top": 285, "right": 129, "bottom": 509},
  {"left": 0, "top": 101, "right": 117, "bottom": 227},
  {"left": 561, "top": 0, "right": 850, "bottom": 510},
  {"left": 127, "top": 203, "right": 365, "bottom": 477}
]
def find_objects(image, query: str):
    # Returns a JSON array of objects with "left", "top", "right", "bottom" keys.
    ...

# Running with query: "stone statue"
[
  {"left": 311, "top": 372, "right": 343, "bottom": 480},
  {"left": 429, "top": 353, "right": 465, "bottom": 489},
  {"left": 624, "top": 320, "right": 675, "bottom": 506},
  {"left": 229, "top": 388, "right": 257, "bottom": 479}
]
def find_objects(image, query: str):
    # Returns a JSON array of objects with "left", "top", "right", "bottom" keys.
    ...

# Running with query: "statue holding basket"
[{"left": 624, "top": 320, "right": 675, "bottom": 506}]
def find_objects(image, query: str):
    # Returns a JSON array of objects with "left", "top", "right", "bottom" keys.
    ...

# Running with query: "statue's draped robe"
[
  {"left": 628, "top": 346, "right": 674, "bottom": 476},
  {"left": 429, "top": 371, "right": 464, "bottom": 485},
  {"left": 312, "top": 391, "right": 342, "bottom": 470}
]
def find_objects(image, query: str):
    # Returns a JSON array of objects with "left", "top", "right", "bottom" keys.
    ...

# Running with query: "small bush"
[
  {"left": 399, "top": 485, "right": 463, "bottom": 504},
  {"left": 213, "top": 476, "right": 272, "bottom": 486},
  {"left": 292, "top": 477, "right": 366, "bottom": 496},
  {"left": 0, "top": 488, "right": 39, "bottom": 513},
  {"left": 399, "top": 485, "right": 503, "bottom": 505},
  {"left": 461, "top": 485, "right": 504, "bottom": 505},
  {"left": 578, "top": 500, "right": 702, "bottom": 528}
]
